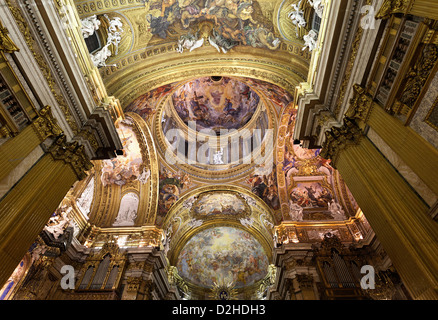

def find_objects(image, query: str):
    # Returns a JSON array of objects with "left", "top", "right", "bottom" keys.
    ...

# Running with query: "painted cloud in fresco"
[
  {"left": 176, "top": 226, "right": 269, "bottom": 288},
  {"left": 172, "top": 77, "right": 260, "bottom": 133},
  {"left": 100, "top": 118, "right": 144, "bottom": 186},
  {"left": 146, "top": 0, "right": 281, "bottom": 50},
  {"left": 290, "top": 182, "right": 333, "bottom": 209},
  {"left": 125, "top": 84, "right": 174, "bottom": 122},
  {"left": 192, "top": 192, "right": 246, "bottom": 216}
]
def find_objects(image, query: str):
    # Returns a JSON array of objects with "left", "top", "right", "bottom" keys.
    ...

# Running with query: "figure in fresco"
[
  {"left": 176, "top": 227, "right": 269, "bottom": 288},
  {"left": 156, "top": 168, "right": 193, "bottom": 225},
  {"left": 172, "top": 77, "right": 260, "bottom": 132},
  {"left": 125, "top": 84, "right": 174, "bottom": 122},
  {"left": 247, "top": 165, "right": 280, "bottom": 210},
  {"left": 146, "top": 0, "right": 281, "bottom": 50},
  {"left": 100, "top": 120, "right": 144, "bottom": 186},
  {"left": 290, "top": 183, "right": 333, "bottom": 209}
]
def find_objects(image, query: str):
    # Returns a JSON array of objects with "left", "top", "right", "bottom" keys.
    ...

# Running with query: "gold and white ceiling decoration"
[
  {"left": 36, "top": 1, "right": 373, "bottom": 288},
  {"left": 161, "top": 185, "right": 275, "bottom": 299},
  {"left": 73, "top": 0, "right": 312, "bottom": 108}
]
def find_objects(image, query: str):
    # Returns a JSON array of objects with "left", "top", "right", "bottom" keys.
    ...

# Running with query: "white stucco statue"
[
  {"left": 44, "top": 208, "right": 72, "bottom": 239},
  {"left": 328, "top": 200, "right": 345, "bottom": 220},
  {"left": 91, "top": 44, "right": 112, "bottom": 67},
  {"left": 90, "top": 15, "right": 123, "bottom": 67},
  {"left": 113, "top": 193, "right": 139, "bottom": 227},
  {"left": 308, "top": 0, "right": 324, "bottom": 18},
  {"left": 76, "top": 177, "right": 94, "bottom": 218},
  {"left": 289, "top": 0, "right": 307, "bottom": 31},
  {"left": 213, "top": 148, "right": 224, "bottom": 165},
  {"left": 137, "top": 168, "right": 151, "bottom": 185},
  {"left": 303, "top": 30, "right": 319, "bottom": 51},
  {"left": 107, "top": 16, "right": 123, "bottom": 34},
  {"left": 289, "top": 201, "right": 304, "bottom": 221},
  {"left": 81, "top": 15, "right": 101, "bottom": 39}
]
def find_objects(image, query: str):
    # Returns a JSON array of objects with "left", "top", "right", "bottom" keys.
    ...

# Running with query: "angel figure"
[
  {"left": 328, "top": 200, "right": 345, "bottom": 220},
  {"left": 303, "top": 30, "right": 318, "bottom": 51},
  {"left": 289, "top": 0, "right": 307, "bottom": 32},
  {"left": 81, "top": 15, "right": 101, "bottom": 39},
  {"left": 308, "top": 0, "right": 324, "bottom": 18},
  {"left": 177, "top": 32, "right": 204, "bottom": 53},
  {"left": 289, "top": 200, "right": 304, "bottom": 221}
]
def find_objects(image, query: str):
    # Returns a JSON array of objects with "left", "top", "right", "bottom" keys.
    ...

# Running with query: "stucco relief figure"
[
  {"left": 44, "top": 206, "right": 72, "bottom": 239},
  {"left": 76, "top": 177, "right": 94, "bottom": 218},
  {"left": 113, "top": 193, "right": 139, "bottom": 227},
  {"left": 81, "top": 15, "right": 101, "bottom": 38},
  {"left": 289, "top": 0, "right": 307, "bottom": 34},
  {"left": 288, "top": 200, "right": 304, "bottom": 221},
  {"left": 213, "top": 148, "right": 224, "bottom": 164},
  {"left": 137, "top": 168, "right": 151, "bottom": 185},
  {"left": 90, "top": 15, "right": 123, "bottom": 67},
  {"left": 308, "top": 0, "right": 324, "bottom": 18},
  {"left": 303, "top": 30, "right": 318, "bottom": 51},
  {"left": 91, "top": 45, "right": 113, "bottom": 67},
  {"left": 328, "top": 200, "right": 345, "bottom": 220}
]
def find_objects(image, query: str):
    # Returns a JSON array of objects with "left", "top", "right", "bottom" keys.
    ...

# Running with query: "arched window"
[
  {"left": 85, "top": 32, "right": 101, "bottom": 54},
  {"left": 312, "top": 11, "right": 321, "bottom": 32}
]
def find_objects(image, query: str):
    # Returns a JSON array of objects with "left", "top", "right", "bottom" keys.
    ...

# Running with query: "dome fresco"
[
  {"left": 176, "top": 226, "right": 269, "bottom": 289},
  {"left": 172, "top": 77, "right": 260, "bottom": 133}
]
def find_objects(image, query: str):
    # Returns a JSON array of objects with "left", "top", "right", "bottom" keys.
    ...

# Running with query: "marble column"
[{"left": 321, "top": 117, "right": 438, "bottom": 299}]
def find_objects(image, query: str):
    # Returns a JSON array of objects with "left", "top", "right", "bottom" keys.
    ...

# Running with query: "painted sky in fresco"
[
  {"left": 176, "top": 226, "right": 269, "bottom": 288},
  {"left": 100, "top": 119, "right": 143, "bottom": 186},
  {"left": 172, "top": 77, "right": 260, "bottom": 133}
]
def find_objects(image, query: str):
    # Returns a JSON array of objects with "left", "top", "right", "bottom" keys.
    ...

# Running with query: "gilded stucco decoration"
[{"left": 0, "top": 19, "right": 20, "bottom": 53}]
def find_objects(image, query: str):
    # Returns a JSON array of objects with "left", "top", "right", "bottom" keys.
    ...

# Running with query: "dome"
[
  {"left": 172, "top": 77, "right": 261, "bottom": 134},
  {"left": 176, "top": 226, "right": 269, "bottom": 289}
]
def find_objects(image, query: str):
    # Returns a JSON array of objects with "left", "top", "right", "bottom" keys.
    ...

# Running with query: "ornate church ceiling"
[
  {"left": 26, "top": 0, "right": 372, "bottom": 298},
  {"left": 75, "top": 0, "right": 311, "bottom": 107}
]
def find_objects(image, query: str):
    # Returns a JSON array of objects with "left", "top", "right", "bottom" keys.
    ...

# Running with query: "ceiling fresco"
[
  {"left": 192, "top": 191, "right": 247, "bottom": 216},
  {"left": 156, "top": 167, "right": 193, "bottom": 226},
  {"left": 100, "top": 118, "right": 147, "bottom": 186},
  {"left": 172, "top": 77, "right": 260, "bottom": 133},
  {"left": 125, "top": 84, "right": 175, "bottom": 122},
  {"left": 277, "top": 107, "right": 359, "bottom": 222},
  {"left": 176, "top": 226, "right": 269, "bottom": 289},
  {"left": 145, "top": 0, "right": 281, "bottom": 50}
]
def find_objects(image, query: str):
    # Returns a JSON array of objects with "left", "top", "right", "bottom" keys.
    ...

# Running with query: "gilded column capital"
[
  {"left": 295, "top": 274, "right": 314, "bottom": 288},
  {"left": 126, "top": 277, "right": 142, "bottom": 292},
  {"left": 345, "top": 84, "right": 374, "bottom": 123},
  {"left": 48, "top": 135, "right": 93, "bottom": 180},
  {"left": 376, "top": 0, "right": 412, "bottom": 20},
  {"left": 320, "top": 118, "right": 363, "bottom": 169},
  {"left": 32, "top": 105, "right": 64, "bottom": 142},
  {"left": 0, "top": 20, "right": 19, "bottom": 53}
]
